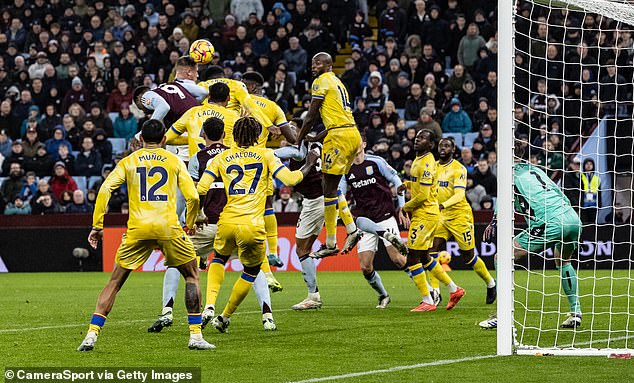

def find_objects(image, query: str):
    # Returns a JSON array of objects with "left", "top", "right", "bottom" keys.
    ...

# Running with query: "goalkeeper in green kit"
[{"left": 480, "top": 143, "right": 583, "bottom": 329}]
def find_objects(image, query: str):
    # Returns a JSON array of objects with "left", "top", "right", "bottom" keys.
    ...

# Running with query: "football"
[
  {"left": 438, "top": 250, "right": 452, "bottom": 265},
  {"left": 189, "top": 39, "right": 215, "bottom": 64}
]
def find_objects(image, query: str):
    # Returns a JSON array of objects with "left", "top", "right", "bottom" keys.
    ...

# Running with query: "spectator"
[
  {"left": 4, "top": 195, "right": 31, "bottom": 215},
  {"left": 75, "top": 137, "right": 102, "bottom": 177},
  {"left": 380, "top": 101, "right": 399, "bottom": 127},
  {"left": 54, "top": 142, "right": 74, "bottom": 171},
  {"left": 459, "top": 147, "right": 477, "bottom": 173},
  {"left": 264, "top": 69, "right": 293, "bottom": 113},
  {"left": 388, "top": 72, "right": 409, "bottom": 109},
  {"left": 107, "top": 79, "right": 134, "bottom": 114},
  {"left": 442, "top": 98, "right": 472, "bottom": 134},
  {"left": 404, "top": 83, "right": 425, "bottom": 120},
  {"left": 40, "top": 105, "right": 63, "bottom": 138},
  {"left": 473, "top": 158, "right": 497, "bottom": 196},
  {"left": 389, "top": 143, "right": 405, "bottom": 171},
  {"left": 273, "top": 186, "right": 299, "bottom": 212},
  {"left": 478, "top": 71, "right": 498, "bottom": 107},
  {"left": 93, "top": 130, "right": 113, "bottom": 165},
  {"left": 113, "top": 103, "right": 137, "bottom": 141},
  {"left": 473, "top": 97, "right": 490, "bottom": 130},
  {"left": 466, "top": 173, "right": 487, "bottom": 211},
  {"left": 414, "top": 107, "right": 442, "bottom": 140},
  {"left": 365, "top": 83, "right": 389, "bottom": 112},
  {"left": 563, "top": 157, "right": 582, "bottom": 210},
  {"left": 49, "top": 161, "right": 78, "bottom": 201},
  {"left": 407, "top": 0, "right": 428, "bottom": 37},
  {"left": 422, "top": 4, "right": 449, "bottom": 57},
  {"left": 25, "top": 146, "right": 54, "bottom": 178},
  {"left": 487, "top": 151, "right": 497, "bottom": 177},
  {"left": 88, "top": 102, "right": 114, "bottom": 137},
  {"left": 1, "top": 162, "right": 24, "bottom": 205},
  {"left": 479, "top": 195, "right": 494, "bottom": 211},
  {"left": 21, "top": 126, "right": 45, "bottom": 158},
  {"left": 353, "top": 98, "right": 372, "bottom": 130},
  {"left": 283, "top": 36, "right": 307, "bottom": 79},
  {"left": 65, "top": 189, "right": 93, "bottom": 214},
  {"left": 0, "top": 101, "right": 20, "bottom": 140},
  {"left": 447, "top": 64, "right": 472, "bottom": 94},
  {"left": 341, "top": 58, "right": 362, "bottom": 101},
  {"left": 272, "top": 3, "right": 292, "bottom": 26},
  {"left": 44, "top": 126, "right": 73, "bottom": 159},
  {"left": 476, "top": 123, "right": 496, "bottom": 154},
  {"left": 379, "top": 0, "right": 406, "bottom": 43},
  {"left": 581, "top": 158, "right": 600, "bottom": 223},
  {"left": 457, "top": 23, "right": 486, "bottom": 70},
  {"left": 2, "top": 142, "right": 26, "bottom": 176},
  {"left": 365, "top": 113, "right": 384, "bottom": 148},
  {"left": 349, "top": 10, "right": 372, "bottom": 46},
  {"left": 31, "top": 192, "right": 62, "bottom": 215},
  {"left": 0, "top": 129, "right": 12, "bottom": 159},
  {"left": 231, "top": 0, "right": 264, "bottom": 24},
  {"left": 458, "top": 79, "right": 478, "bottom": 114},
  {"left": 28, "top": 51, "right": 50, "bottom": 79},
  {"left": 61, "top": 77, "right": 91, "bottom": 113}
]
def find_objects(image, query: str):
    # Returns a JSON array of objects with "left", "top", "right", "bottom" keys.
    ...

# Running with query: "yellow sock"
[
  {"left": 188, "top": 313, "right": 202, "bottom": 335},
  {"left": 264, "top": 209, "right": 278, "bottom": 255},
  {"left": 88, "top": 313, "right": 106, "bottom": 335},
  {"left": 428, "top": 252, "right": 440, "bottom": 289},
  {"left": 324, "top": 197, "right": 338, "bottom": 247},
  {"left": 261, "top": 255, "right": 271, "bottom": 274},
  {"left": 409, "top": 263, "right": 431, "bottom": 297},
  {"left": 222, "top": 272, "right": 256, "bottom": 317},
  {"left": 425, "top": 259, "right": 452, "bottom": 286},
  {"left": 468, "top": 255, "right": 494, "bottom": 285},
  {"left": 337, "top": 191, "right": 356, "bottom": 234},
  {"left": 88, "top": 324, "right": 102, "bottom": 335},
  {"left": 205, "top": 258, "right": 226, "bottom": 307}
]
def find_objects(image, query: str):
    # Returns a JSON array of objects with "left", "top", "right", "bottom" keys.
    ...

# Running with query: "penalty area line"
[{"left": 287, "top": 354, "right": 497, "bottom": 383}]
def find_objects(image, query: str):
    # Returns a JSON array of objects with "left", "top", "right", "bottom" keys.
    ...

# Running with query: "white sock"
[
  {"left": 365, "top": 271, "right": 388, "bottom": 297},
  {"left": 162, "top": 307, "right": 173, "bottom": 316},
  {"left": 447, "top": 281, "right": 458, "bottom": 294},
  {"left": 487, "top": 279, "right": 496, "bottom": 288},
  {"left": 308, "top": 292, "right": 321, "bottom": 301},
  {"left": 253, "top": 271, "right": 271, "bottom": 313},
  {"left": 326, "top": 234, "right": 336, "bottom": 248},
  {"left": 190, "top": 332, "right": 203, "bottom": 341},
  {"left": 262, "top": 312, "right": 273, "bottom": 320},
  {"left": 162, "top": 267, "right": 180, "bottom": 308},
  {"left": 422, "top": 294, "right": 434, "bottom": 305},
  {"left": 299, "top": 255, "right": 318, "bottom": 293}
]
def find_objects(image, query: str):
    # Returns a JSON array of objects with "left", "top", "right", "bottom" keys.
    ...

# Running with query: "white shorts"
[
  {"left": 358, "top": 216, "right": 400, "bottom": 253},
  {"left": 190, "top": 223, "right": 218, "bottom": 260},
  {"left": 296, "top": 196, "right": 325, "bottom": 239},
  {"left": 165, "top": 144, "right": 190, "bottom": 163}
]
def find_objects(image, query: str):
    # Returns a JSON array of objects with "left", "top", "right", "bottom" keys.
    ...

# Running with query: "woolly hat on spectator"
[
  {"left": 279, "top": 186, "right": 292, "bottom": 196},
  {"left": 172, "top": 27, "right": 183, "bottom": 37},
  {"left": 72, "top": 77, "right": 83, "bottom": 87},
  {"left": 352, "top": 46, "right": 362, "bottom": 53},
  {"left": 391, "top": 144, "right": 403, "bottom": 152},
  {"left": 398, "top": 71, "right": 409, "bottom": 79},
  {"left": 36, "top": 52, "right": 47, "bottom": 59},
  {"left": 54, "top": 161, "right": 65, "bottom": 169},
  {"left": 424, "top": 73, "right": 434, "bottom": 82},
  {"left": 225, "top": 14, "right": 236, "bottom": 22}
]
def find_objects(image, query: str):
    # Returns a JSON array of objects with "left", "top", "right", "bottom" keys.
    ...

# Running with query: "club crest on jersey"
[
  {"left": 366, "top": 166, "right": 373, "bottom": 175},
  {"left": 312, "top": 83, "right": 319, "bottom": 91}
]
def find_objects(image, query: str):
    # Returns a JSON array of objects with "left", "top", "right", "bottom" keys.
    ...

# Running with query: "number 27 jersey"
[{"left": 197, "top": 147, "right": 304, "bottom": 227}]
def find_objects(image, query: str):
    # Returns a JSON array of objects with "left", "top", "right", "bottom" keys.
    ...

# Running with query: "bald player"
[{"left": 297, "top": 52, "right": 363, "bottom": 259}]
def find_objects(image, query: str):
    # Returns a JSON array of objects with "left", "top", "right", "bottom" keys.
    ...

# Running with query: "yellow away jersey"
[
  {"left": 168, "top": 102, "right": 239, "bottom": 155},
  {"left": 436, "top": 159, "right": 471, "bottom": 214},
  {"left": 311, "top": 71, "right": 356, "bottom": 130},
  {"left": 251, "top": 94, "right": 289, "bottom": 148},
  {"left": 410, "top": 152, "right": 439, "bottom": 219},
  {"left": 198, "top": 78, "right": 273, "bottom": 128},
  {"left": 92, "top": 148, "right": 198, "bottom": 239},
  {"left": 197, "top": 146, "right": 303, "bottom": 227}
]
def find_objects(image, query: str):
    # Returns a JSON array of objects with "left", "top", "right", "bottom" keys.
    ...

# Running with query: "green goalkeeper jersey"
[{"left": 513, "top": 163, "right": 576, "bottom": 229}]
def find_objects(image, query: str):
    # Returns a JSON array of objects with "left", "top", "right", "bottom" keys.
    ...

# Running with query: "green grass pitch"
[{"left": 1, "top": 271, "right": 631, "bottom": 382}]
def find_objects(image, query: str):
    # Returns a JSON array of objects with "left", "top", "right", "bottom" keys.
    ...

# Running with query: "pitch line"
[
  {"left": 0, "top": 308, "right": 295, "bottom": 334},
  {"left": 287, "top": 355, "right": 498, "bottom": 383}
]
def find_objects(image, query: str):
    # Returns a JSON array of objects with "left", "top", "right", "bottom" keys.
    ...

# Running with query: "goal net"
[{"left": 498, "top": 0, "right": 634, "bottom": 356}]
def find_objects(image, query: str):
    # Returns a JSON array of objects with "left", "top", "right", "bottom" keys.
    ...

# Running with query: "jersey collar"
[{"left": 440, "top": 159, "right": 454, "bottom": 167}]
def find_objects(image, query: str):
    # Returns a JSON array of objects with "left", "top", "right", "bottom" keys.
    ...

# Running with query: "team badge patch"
[{"left": 366, "top": 166, "right": 373, "bottom": 175}]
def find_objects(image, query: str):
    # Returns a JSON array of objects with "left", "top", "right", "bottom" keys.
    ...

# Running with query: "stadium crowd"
[{"left": 0, "top": 0, "right": 620, "bottom": 222}]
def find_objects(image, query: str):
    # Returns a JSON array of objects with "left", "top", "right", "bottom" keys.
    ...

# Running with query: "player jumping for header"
[{"left": 296, "top": 52, "right": 364, "bottom": 259}]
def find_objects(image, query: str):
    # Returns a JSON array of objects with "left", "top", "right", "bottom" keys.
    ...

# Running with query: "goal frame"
[{"left": 497, "top": 0, "right": 633, "bottom": 357}]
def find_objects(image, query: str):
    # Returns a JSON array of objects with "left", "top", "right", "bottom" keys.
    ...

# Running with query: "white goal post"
[{"left": 498, "top": 0, "right": 634, "bottom": 356}]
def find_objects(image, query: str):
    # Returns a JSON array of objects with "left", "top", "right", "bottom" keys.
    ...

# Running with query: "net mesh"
[{"left": 512, "top": 0, "right": 634, "bottom": 354}]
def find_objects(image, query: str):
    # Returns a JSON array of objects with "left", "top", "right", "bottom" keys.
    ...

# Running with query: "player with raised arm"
[
  {"left": 134, "top": 57, "right": 210, "bottom": 333},
  {"left": 274, "top": 137, "right": 325, "bottom": 310},
  {"left": 339, "top": 138, "right": 410, "bottom": 308},
  {"left": 187, "top": 117, "right": 278, "bottom": 331},
  {"left": 429, "top": 137, "right": 496, "bottom": 305},
  {"left": 196, "top": 117, "right": 318, "bottom": 332},
  {"left": 296, "top": 52, "right": 363, "bottom": 259},
  {"left": 479, "top": 143, "right": 582, "bottom": 329},
  {"left": 77, "top": 120, "right": 214, "bottom": 351},
  {"left": 398, "top": 129, "right": 466, "bottom": 312}
]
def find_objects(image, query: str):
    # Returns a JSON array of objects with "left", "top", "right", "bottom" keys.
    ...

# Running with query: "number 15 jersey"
[
  {"left": 92, "top": 148, "right": 198, "bottom": 239},
  {"left": 197, "top": 146, "right": 305, "bottom": 227}
]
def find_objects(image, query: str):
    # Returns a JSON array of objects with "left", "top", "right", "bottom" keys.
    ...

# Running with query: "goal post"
[{"left": 498, "top": 0, "right": 634, "bottom": 356}]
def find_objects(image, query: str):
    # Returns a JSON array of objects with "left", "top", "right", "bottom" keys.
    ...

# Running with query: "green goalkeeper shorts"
[{"left": 515, "top": 211, "right": 582, "bottom": 255}]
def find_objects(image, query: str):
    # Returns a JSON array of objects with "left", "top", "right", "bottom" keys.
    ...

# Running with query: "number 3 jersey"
[
  {"left": 197, "top": 146, "right": 304, "bottom": 227},
  {"left": 92, "top": 148, "right": 198, "bottom": 239}
]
